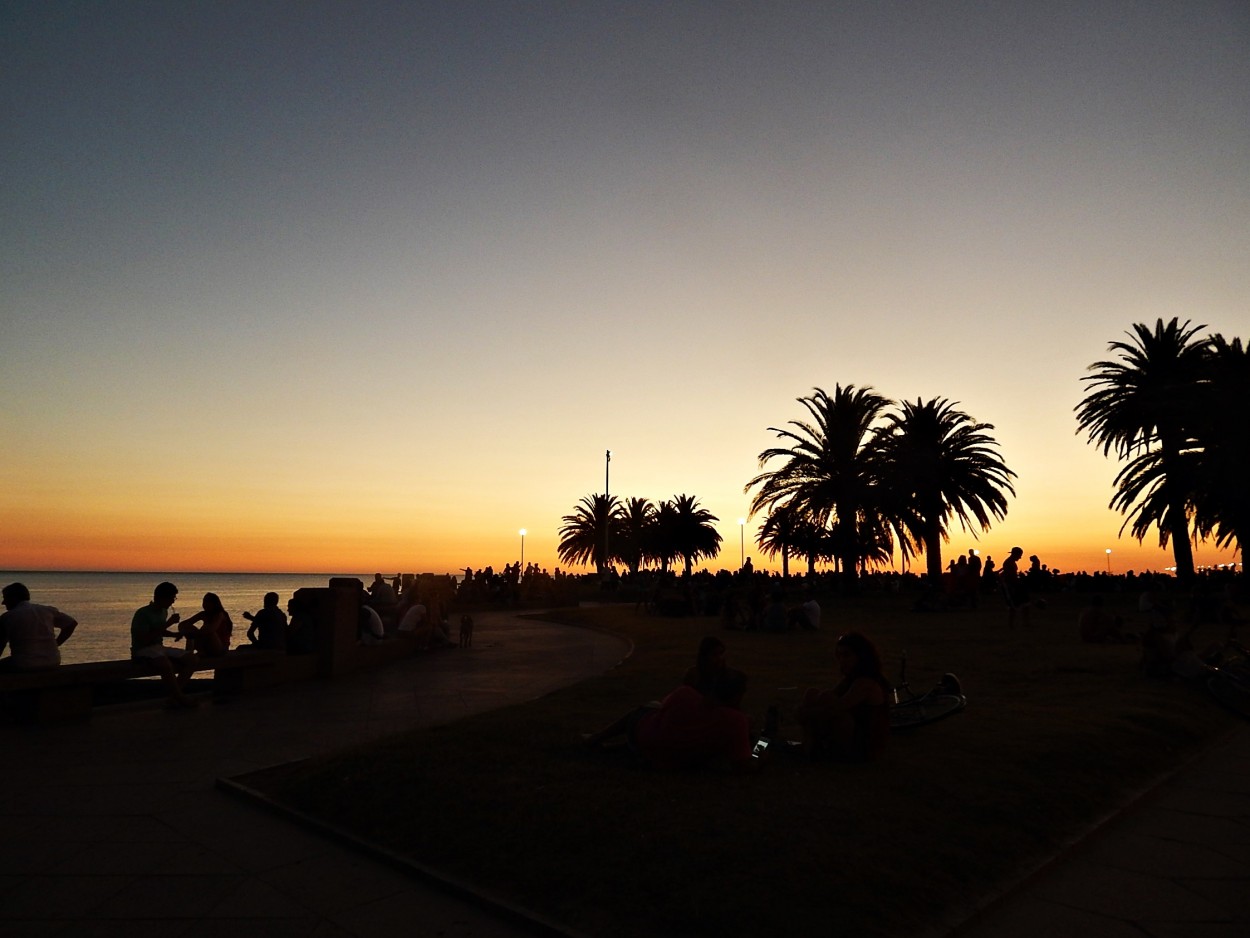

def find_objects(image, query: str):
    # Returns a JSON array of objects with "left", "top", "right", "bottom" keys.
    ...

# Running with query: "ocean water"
[{"left": 0, "top": 572, "right": 362, "bottom": 665}]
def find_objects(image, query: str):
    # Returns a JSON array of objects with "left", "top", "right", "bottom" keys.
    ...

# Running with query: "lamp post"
[
  {"left": 603, "top": 450, "right": 611, "bottom": 575},
  {"left": 520, "top": 529, "right": 526, "bottom": 570},
  {"left": 738, "top": 518, "right": 745, "bottom": 568},
  {"left": 1105, "top": 548, "right": 1111, "bottom": 573}
]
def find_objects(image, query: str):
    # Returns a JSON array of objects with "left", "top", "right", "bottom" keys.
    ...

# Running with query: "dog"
[{"left": 458, "top": 614, "right": 474, "bottom": 648}]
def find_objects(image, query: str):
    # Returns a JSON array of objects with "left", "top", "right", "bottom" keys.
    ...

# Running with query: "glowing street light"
[
  {"left": 738, "top": 518, "right": 746, "bottom": 568},
  {"left": 1105, "top": 548, "right": 1111, "bottom": 573},
  {"left": 520, "top": 529, "right": 527, "bottom": 570}
]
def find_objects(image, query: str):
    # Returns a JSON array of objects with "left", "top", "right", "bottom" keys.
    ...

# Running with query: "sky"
[{"left": 2, "top": 1, "right": 1247, "bottom": 576}]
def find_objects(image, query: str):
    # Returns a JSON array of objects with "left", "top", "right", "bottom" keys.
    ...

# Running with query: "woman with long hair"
[
  {"left": 795, "top": 631, "right": 890, "bottom": 760},
  {"left": 178, "top": 592, "right": 233, "bottom": 658}
]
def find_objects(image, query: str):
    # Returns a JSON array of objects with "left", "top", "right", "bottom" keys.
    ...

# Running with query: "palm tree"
[
  {"left": 745, "top": 385, "right": 893, "bottom": 588},
  {"left": 664, "top": 494, "right": 722, "bottom": 576},
  {"left": 756, "top": 501, "right": 803, "bottom": 578},
  {"left": 1076, "top": 318, "right": 1209, "bottom": 582},
  {"left": 557, "top": 494, "right": 622, "bottom": 574},
  {"left": 1189, "top": 333, "right": 1248, "bottom": 560},
  {"left": 615, "top": 497, "right": 656, "bottom": 575},
  {"left": 875, "top": 398, "right": 1015, "bottom": 582},
  {"left": 649, "top": 499, "right": 681, "bottom": 573}
]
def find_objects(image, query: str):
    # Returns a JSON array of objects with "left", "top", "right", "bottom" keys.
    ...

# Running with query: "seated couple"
[{"left": 131, "top": 584, "right": 244, "bottom": 708}]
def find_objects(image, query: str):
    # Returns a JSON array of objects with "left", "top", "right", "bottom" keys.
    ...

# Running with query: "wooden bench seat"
[{"left": 0, "top": 649, "right": 293, "bottom": 724}]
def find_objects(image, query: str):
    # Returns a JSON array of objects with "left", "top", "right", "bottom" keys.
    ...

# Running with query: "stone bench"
[{"left": 0, "top": 649, "right": 296, "bottom": 724}]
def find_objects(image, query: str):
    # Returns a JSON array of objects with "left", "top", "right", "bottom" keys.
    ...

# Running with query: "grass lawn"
[{"left": 240, "top": 588, "right": 1239, "bottom": 938}]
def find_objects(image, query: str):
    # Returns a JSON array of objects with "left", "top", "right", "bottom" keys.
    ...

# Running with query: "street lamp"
[
  {"left": 738, "top": 518, "right": 745, "bottom": 568},
  {"left": 520, "top": 529, "right": 527, "bottom": 570},
  {"left": 1105, "top": 548, "right": 1111, "bottom": 573}
]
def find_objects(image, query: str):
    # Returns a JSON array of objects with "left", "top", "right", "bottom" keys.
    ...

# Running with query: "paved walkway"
[
  {"left": 0, "top": 612, "right": 629, "bottom": 937},
  {"left": 951, "top": 719, "right": 1250, "bottom": 938}
]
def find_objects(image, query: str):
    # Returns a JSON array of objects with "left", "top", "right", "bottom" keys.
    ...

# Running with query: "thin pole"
[{"left": 603, "top": 450, "right": 611, "bottom": 574}]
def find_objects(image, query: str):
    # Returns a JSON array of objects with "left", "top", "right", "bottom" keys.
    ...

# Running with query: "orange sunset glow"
[{"left": 2, "top": 5, "right": 1245, "bottom": 579}]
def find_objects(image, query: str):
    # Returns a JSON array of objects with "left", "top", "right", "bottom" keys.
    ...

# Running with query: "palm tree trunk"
[{"left": 925, "top": 529, "right": 943, "bottom": 582}]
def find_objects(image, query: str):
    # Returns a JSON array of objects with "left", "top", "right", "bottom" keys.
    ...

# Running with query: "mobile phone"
[{"left": 751, "top": 736, "right": 770, "bottom": 758}]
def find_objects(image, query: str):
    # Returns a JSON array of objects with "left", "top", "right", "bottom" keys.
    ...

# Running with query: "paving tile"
[
  {"left": 89, "top": 874, "right": 243, "bottom": 919},
  {"left": 948, "top": 895, "right": 1146, "bottom": 938},
  {"left": 329, "top": 887, "right": 529, "bottom": 938},
  {"left": 1080, "top": 832, "right": 1250, "bottom": 879},
  {"left": 257, "top": 853, "right": 413, "bottom": 917},
  {"left": 1029, "top": 861, "right": 1230, "bottom": 923},
  {"left": 0, "top": 874, "right": 133, "bottom": 919}
]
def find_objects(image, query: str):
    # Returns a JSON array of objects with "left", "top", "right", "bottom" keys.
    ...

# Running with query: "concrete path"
[
  {"left": 951, "top": 720, "right": 1250, "bottom": 938},
  {"left": 0, "top": 612, "right": 629, "bottom": 937}
]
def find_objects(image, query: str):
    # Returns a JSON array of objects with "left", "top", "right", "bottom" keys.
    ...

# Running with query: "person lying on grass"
[
  {"left": 584, "top": 668, "right": 760, "bottom": 772},
  {"left": 795, "top": 631, "right": 891, "bottom": 762}
]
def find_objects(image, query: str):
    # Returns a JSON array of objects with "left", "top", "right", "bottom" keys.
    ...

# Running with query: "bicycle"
[
  {"left": 889, "top": 650, "right": 967, "bottom": 730},
  {"left": 1205, "top": 638, "right": 1250, "bottom": 720}
]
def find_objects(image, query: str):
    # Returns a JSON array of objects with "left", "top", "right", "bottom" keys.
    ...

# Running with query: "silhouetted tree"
[
  {"left": 1076, "top": 318, "right": 1208, "bottom": 582},
  {"left": 615, "top": 497, "right": 656, "bottom": 575},
  {"left": 663, "top": 494, "right": 722, "bottom": 577},
  {"left": 875, "top": 397, "right": 1015, "bottom": 582},
  {"left": 1189, "top": 333, "right": 1248, "bottom": 559},
  {"left": 746, "top": 385, "right": 893, "bottom": 589},
  {"left": 557, "top": 494, "right": 622, "bottom": 574}
]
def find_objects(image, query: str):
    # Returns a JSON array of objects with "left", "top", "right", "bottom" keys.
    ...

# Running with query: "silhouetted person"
[
  {"left": 130, "top": 582, "right": 197, "bottom": 708},
  {"left": 795, "top": 631, "right": 890, "bottom": 762},
  {"left": 243, "top": 592, "right": 287, "bottom": 650},
  {"left": 0, "top": 582, "right": 78, "bottom": 671},
  {"left": 178, "top": 592, "right": 233, "bottom": 658},
  {"left": 1000, "top": 547, "right": 1043, "bottom": 627}
]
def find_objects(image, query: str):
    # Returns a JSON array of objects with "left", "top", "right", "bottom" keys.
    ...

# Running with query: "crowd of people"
[
  {"left": 0, "top": 573, "right": 469, "bottom": 710},
  {"left": 3, "top": 557, "right": 1244, "bottom": 730}
]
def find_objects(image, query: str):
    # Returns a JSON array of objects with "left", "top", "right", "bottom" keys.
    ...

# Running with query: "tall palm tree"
[
  {"left": 1189, "top": 333, "right": 1248, "bottom": 560},
  {"left": 745, "top": 385, "right": 893, "bottom": 588},
  {"left": 557, "top": 494, "right": 622, "bottom": 574},
  {"left": 874, "top": 398, "right": 1015, "bottom": 582},
  {"left": 615, "top": 497, "right": 656, "bottom": 575},
  {"left": 665, "top": 494, "right": 722, "bottom": 577},
  {"left": 1075, "top": 318, "right": 1208, "bottom": 582}
]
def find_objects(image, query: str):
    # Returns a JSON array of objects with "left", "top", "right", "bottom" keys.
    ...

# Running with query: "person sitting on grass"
[
  {"left": 1078, "top": 594, "right": 1136, "bottom": 644},
  {"left": 795, "top": 631, "right": 890, "bottom": 762},
  {"left": 682, "top": 635, "right": 727, "bottom": 696},
  {"left": 130, "top": 581, "right": 197, "bottom": 709},
  {"left": 178, "top": 592, "right": 233, "bottom": 658},
  {"left": 242, "top": 592, "right": 287, "bottom": 651},
  {"left": 584, "top": 668, "right": 759, "bottom": 772}
]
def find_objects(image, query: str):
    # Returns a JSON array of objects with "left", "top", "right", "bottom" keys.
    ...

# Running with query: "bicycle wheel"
[
  {"left": 1207, "top": 673, "right": 1250, "bottom": 720},
  {"left": 890, "top": 693, "right": 966, "bottom": 729}
]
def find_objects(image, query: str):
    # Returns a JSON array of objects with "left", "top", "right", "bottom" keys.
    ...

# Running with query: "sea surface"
[{"left": 0, "top": 572, "right": 363, "bottom": 665}]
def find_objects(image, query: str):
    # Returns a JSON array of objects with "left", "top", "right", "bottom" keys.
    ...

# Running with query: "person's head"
[
  {"left": 1010, "top": 547, "right": 1024, "bottom": 560},
  {"left": 2, "top": 582, "right": 31, "bottom": 609},
  {"left": 834, "top": 631, "right": 883, "bottom": 680},
  {"left": 710, "top": 667, "right": 748, "bottom": 708},
  {"left": 696, "top": 636, "right": 726, "bottom": 671},
  {"left": 153, "top": 582, "right": 178, "bottom": 607},
  {"left": 203, "top": 592, "right": 224, "bottom": 613},
  {"left": 263, "top": 591, "right": 280, "bottom": 608}
]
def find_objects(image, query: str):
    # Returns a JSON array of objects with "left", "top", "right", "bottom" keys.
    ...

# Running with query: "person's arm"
[
  {"left": 53, "top": 612, "right": 77, "bottom": 646},
  {"left": 0, "top": 616, "right": 8, "bottom": 657}
]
